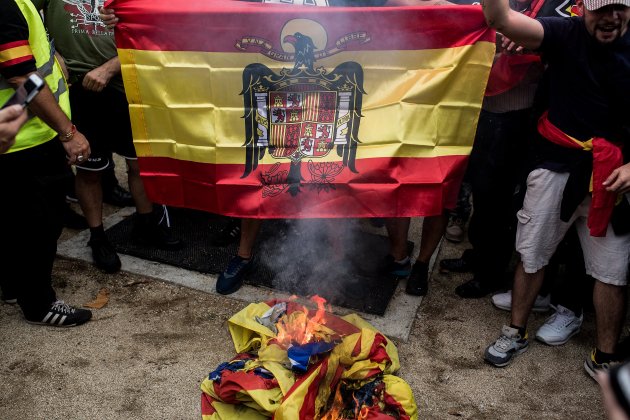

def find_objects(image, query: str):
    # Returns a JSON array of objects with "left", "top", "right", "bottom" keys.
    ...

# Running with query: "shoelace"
[
  {"left": 495, "top": 334, "right": 514, "bottom": 352},
  {"left": 50, "top": 300, "right": 76, "bottom": 315},
  {"left": 157, "top": 205, "right": 171, "bottom": 228},
  {"left": 226, "top": 257, "right": 248, "bottom": 275}
]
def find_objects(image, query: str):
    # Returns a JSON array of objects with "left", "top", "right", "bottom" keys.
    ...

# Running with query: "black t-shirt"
[
  {"left": 0, "top": 0, "right": 37, "bottom": 79},
  {"left": 537, "top": 17, "right": 630, "bottom": 143}
]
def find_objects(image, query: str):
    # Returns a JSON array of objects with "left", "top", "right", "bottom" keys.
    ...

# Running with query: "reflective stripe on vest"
[{"left": 0, "top": 0, "right": 71, "bottom": 154}]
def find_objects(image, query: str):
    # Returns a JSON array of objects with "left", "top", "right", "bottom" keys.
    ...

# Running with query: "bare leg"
[
  {"left": 75, "top": 169, "right": 103, "bottom": 228},
  {"left": 126, "top": 159, "right": 153, "bottom": 214},
  {"left": 416, "top": 213, "right": 448, "bottom": 264},
  {"left": 593, "top": 281, "right": 625, "bottom": 354},
  {"left": 385, "top": 217, "right": 410, "bottom": 260},
  {"left": 510, "top": 261, "right": 545, "bottom": 328},
  {"left": 238, "top": 218, "right": 263, "bottom": 259}
]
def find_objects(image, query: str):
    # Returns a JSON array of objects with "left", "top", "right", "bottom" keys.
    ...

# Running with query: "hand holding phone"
[{"left": 1, "top": 73, "right": 45, "bottom": 109}]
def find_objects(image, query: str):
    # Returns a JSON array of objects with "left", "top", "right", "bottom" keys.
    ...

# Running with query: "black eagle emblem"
[{"left": 240, "top": 32, "right": 365, "bottom": 197}]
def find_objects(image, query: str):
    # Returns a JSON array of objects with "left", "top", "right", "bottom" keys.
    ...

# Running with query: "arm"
[
  {"left": 7, "top": 72, "right": 90, "bottom": 164},
  {"left": 0, "top": 105, "right": 28, "bottom": 154},
  {"left": 481, "top": 0, "right": 544, "bottom": 50},
  {"left": 82, "top": 56, "right": 120, "bottom": 92}
]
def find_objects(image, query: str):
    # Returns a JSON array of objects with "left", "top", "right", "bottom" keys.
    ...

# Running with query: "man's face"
[{"left": 579, "top": 0, "right": 630, "bottom": 44}]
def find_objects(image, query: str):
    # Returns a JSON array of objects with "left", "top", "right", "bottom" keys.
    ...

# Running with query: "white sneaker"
[
  {"left": 491, "top": 290, "right": 551, "bottom": 312},
  {"left": 535, "top": 305, "right": 583, "bottom": 346}
]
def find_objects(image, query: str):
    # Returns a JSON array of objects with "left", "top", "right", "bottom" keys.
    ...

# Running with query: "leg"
[
  {"left": 416, "top": 213, "right": 448, "bottom": 265},
  {"left": 238, "top": 218, "right": 263, "bottom": 259},
  {"left": 510, "top": 262, "right": 545, "bottom": 328},
  {"left": 593, "top": 281, "right": 625, "bottom": 354},
  {"left": 385, "top": 217, "right": 410, "bottom": 261},
  {"left": 126, "top": 159, "right": 153, "bottom": 215},
  {"left": 75, "top": 168, "right": 104, "bottom": 228}
]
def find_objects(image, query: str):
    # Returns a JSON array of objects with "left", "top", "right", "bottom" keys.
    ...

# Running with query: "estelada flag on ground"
[{"left": 106, "top": 0, "right": 494, "bottom": 218}]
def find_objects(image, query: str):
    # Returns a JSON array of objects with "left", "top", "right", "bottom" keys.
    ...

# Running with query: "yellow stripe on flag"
[
  {"left": 120, "top": 42, "right": 494, "bottom": 164},
  {"left": 0, "top": 45, "right": 33, "bottom": 64}
]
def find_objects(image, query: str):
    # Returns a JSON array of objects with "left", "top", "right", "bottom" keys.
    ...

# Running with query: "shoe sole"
[
  {"left": 26, "top": 319, "right": 90, "bottom": 327},
  {"left": 491, "top": 302, "right": 551, "bottom": 313},
  {"left": 536, "top": 328, "right": 581, "bottom": 346},
  {"left": 2, "top": 299, "right": 17, "bottom": 304},
  {"left": 444, "top": 235, "right": 463, "bottom": 243},
  {"left": 486, "top": 345, "right": 529, "bottom": 367}
]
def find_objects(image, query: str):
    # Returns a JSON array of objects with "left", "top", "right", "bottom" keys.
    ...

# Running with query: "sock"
[
  {"left": 510, "top": 324, "right": 527, "bottom": 338},
  {"left": 594, "top": 348, "right": 616, "bottom": 364},
  {"left": 89, "top": 225, "right": 106, "bottom": 241},
  {"left": 395, "top": 256, "right": 410, "bottom": 265}
]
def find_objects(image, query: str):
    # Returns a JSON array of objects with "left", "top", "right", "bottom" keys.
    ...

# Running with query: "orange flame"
[
  {"left": 275, "top": 295, "right": 331, "bottom": 348},
  {"left": 321, "top": 384, "right": 344, "bottom": 420}
]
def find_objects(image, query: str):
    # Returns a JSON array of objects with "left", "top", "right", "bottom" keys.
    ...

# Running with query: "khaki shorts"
[{"left": 516, "top": 168, "right": 630, "bottom": 286}]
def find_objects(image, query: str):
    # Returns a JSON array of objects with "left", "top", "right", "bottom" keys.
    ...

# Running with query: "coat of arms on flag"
[{"left": 241, "top": 25, "right": 365, "bottom": 197}]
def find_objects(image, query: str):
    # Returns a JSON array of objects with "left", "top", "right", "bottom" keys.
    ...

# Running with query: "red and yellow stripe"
[{"left": 0, "top": 40, "right": 34, "bottom": 70}]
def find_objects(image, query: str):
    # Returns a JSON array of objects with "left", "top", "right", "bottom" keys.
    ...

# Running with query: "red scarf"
[{"left": 537, "top": 111, "right": 623, "bottom": 237}]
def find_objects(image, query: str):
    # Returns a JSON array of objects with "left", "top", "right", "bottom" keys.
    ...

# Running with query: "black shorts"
[{"left": 70, "top": 82, "right": 136, "bottom": 171}]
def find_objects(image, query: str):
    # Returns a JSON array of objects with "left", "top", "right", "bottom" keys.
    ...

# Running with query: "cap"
[{"left": 583, "top": 0, "right": 630, "bottom": 10}]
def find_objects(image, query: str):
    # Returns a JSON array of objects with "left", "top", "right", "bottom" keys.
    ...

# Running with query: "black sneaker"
[
  {"left": 212, "top": 218, "right": 241, "bottom": 247},
  {"left": 378, "top": 255, "right": 412, "bottom": 278},
  {"left": 103, "top": 184, "right": 134, "bottom": 207},
  {"left": 88, "top": 237, "right": 121, "bottom": 273},
  {"left": 63, "top": 205, "right": 88, "bottom": 230},
  {"left": 439, "top": 249, "right": 476, "bottom": 273},
  {"left": 584, "top": 348, "right": 621, "bottom": 380},
  {"left": 216, "top": 256, "right": 252, "bottom": 295},
  {"left": 25, "top": 300, "right": 92, "bottom": 327},
  {"left": 406, "top": 262, "right": 428, "bottom": 296},
  {"left": 132, "top": 208, "right": 182, "bottom": 250},
  {"left": 2, "top": 294, "right": 17, "bottom": 304},
  {"left": 455, "top": 278, "right": 496, "bottom": 299}
]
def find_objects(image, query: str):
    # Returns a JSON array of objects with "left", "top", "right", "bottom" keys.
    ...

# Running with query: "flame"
[
  {"left": 320, "top": 384, "right": 344, "bottom": 420},
  {"left": 275, "top": 295, "right": 331, "bottom": 347}
]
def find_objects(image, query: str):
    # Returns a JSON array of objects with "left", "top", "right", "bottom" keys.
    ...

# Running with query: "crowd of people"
[{"left": 1, "top": 0, "right": 629, "bottom": 417}]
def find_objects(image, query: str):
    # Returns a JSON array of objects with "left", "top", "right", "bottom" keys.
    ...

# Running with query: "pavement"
[{"left": 0, "top": 198, "right": 612, "bottom": 419}]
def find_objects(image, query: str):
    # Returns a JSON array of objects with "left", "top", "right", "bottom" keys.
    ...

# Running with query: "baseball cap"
[{"left": 583, "top": 0, "right": 630, "bottom": 10}]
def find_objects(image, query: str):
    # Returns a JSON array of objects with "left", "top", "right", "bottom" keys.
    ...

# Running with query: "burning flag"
[
  {"left": 106, "top": 0, "right": 494, "bottom": 218},
  {"left": 200, "top": 298, "right": 417, "bottom": 419}
]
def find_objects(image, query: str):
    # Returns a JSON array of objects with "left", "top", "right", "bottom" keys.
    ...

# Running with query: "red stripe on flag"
[
  {"left": 137, "top": 155, "right": 468, "bottom": 218},
  {"left": 200, "top": 393, "right": 217, "bottom": 415},
  {"left": 109, "top": 0, "right": 493, "bottom": 52}
]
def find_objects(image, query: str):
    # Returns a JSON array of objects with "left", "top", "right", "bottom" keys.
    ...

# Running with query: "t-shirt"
[
  {"left": 0, "top": 0, "right": 37, "bottom": 80},
  {"left": 32, "top": 0, "right": 123, "bottom": 91},
  {"left": 537, "top": 16, "right": 630, "bottom": 144}
]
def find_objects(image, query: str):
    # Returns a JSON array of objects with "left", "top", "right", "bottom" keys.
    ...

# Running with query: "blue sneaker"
[
  {"left": 216, "top": 256, "right": 252, "bottom": 295},
  {"left": 379, "top": 255, "right": 412, "bottom": 278},
  {"left": 484, "top": 325, "right": 529, "bottom": 367}
]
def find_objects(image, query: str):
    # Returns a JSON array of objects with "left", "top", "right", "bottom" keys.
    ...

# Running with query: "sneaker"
[
  {"left": 455, "top": 278, "right": 497, "bottom": 299},
  {"left": 445, "top": 218, "right": 465, "bottom": 243},
  {"left": 212, "top": 218, "right": 241, "bottom": 247},
  {"left": 132, "top": 207, "right": 182, "bottom": 250},
  {"left": 378, "top": 255, "right": 412, "bottom": 278},
  {"left": 491, "top": 290, "right": 551, "bottom": 313},
  {"left": 88, "top": 237, "right": 121, "bottom": 273},
  {"left": 439, "top": 249, "right": 476, "bottom": 273},
  {"left": 484, "top": 325, "right": 529, "bottom": 367},
  {"left": 2, "top": 295, "right": 17, "bottom": 304},
  {"left": 25, "top": 300, "right": 92, "bottom": 327},
  {"left": 584, "top": 349, "right": 621, "bottom": 380},
  {"left": 406, "top": 262, "right": 428, "bottom": 296},
  {"left": 535, "top": 305, "right": 583, "bottom": 346},
  {"left": 103, "top": 184, "right": 134, "bottom": 207},
  {"left": 216, "top": 256, "right": 252, "bottom": 295}
]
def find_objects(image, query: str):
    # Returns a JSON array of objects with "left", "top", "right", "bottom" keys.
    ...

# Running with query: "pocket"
[{"left": 516, "top": 209, "right": 531, "bottom": 225}]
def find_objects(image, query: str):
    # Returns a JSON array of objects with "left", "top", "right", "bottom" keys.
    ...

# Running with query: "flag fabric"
[
  {"left": 200, "top": 300, "right": 416, "bottom": 419},
  {"left": 107, "top": 0, "right": 494, "bottom": 218}
]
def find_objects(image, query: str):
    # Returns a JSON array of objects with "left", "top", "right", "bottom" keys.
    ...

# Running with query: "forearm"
[
  {"left": 8, "top": 72, "right": 72, "bottom": 136},
  {"left": 97, "top": 56, "right": 121, "bottom": 77},
  {"left": 480, "top": 0, "right": 511, "bottom": 30},
  {"left": 481, "top": 0, "right": 544, "bottom": 50}
]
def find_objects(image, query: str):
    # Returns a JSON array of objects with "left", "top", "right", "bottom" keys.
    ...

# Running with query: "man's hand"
[
  {"left": 61, "top": 129, "right": 91, "bottom": 165},
  {"left": 99, "top": 6, "right": 118, "bottom": 28},
  {"left": 603, "top": 162, "right": 630, "bottom": 194},
  {"left": 0, "top": 105, "right": 28, "bottom": 154},
  {"left": 82, "top": 57, "right": 121, "bottom": 92}
]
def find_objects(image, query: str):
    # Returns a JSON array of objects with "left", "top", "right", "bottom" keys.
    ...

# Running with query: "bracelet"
[{"left": 59, "top": 124, "right": 76, "bottom": 142}]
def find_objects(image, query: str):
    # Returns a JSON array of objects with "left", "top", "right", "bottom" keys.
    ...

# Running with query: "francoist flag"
[{"left": 106, "top": 0, "right": 494, "bottom": 218}]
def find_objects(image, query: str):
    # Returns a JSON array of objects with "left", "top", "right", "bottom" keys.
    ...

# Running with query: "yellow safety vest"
[{"left": 0, "top": 0, "right": 71, "bottom": 154}]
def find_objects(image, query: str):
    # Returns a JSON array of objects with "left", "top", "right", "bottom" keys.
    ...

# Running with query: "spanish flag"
[{"left": 107, "top": 0, "right": 494, "bottom": 218}]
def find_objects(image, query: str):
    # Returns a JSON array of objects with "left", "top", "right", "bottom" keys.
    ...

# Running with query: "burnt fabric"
[{"left": 200, "top": 301, "right": 417, "bottom": 419}]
